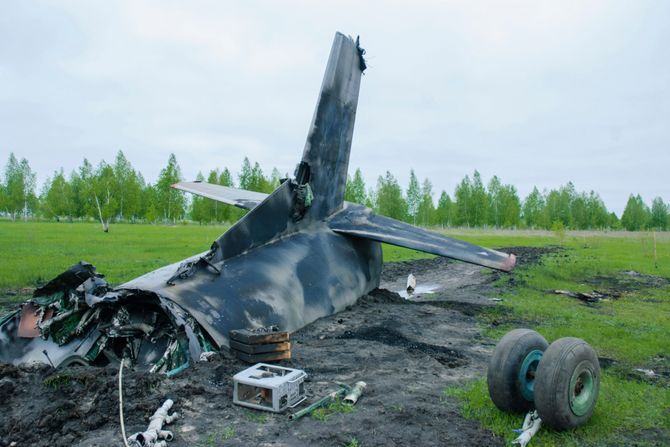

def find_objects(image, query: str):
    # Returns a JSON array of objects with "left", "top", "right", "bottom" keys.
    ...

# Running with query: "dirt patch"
[
  {"left": 585, "top": 270, "right": 670, "bottom": 294},
  {"left": 0, "top": 258, "right": 517, "bottom": 447},
  {"left": 547, "top": 270, "right": 670, "bottom": 307},
  {"left": 357, "top": 288, "right": 406, "bottom": 304},
  {"left": 0, "top": 363, "right": 164, "bottom": 447},
  {"left": 617, "top": 428, "right": 670, "bottom": 447},
  {"left": 381, "top": 256, "right": 454, "bottom": 283},
  {"left": 338, "top": 325, "right": 467, "bottom": 368},
  {"left": 626, "top": 355, "right": 670, "bottom": 387},
  {"left": 495, "top": 246, "right": 564, "bottom": 268},
  {"left": 593, "top": 354, "right": 670, "bottom": 387},
  {"left": 380, "top": 257, "right": 501, "bottom": 307}
]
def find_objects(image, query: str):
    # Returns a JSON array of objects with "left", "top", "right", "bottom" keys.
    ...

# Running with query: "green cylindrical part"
[
  {"left": 288, "top": 388, "right": 347, "bottom": 421},
  {"left": 343, "top": 381, "right": 367, "bottom": 405}
]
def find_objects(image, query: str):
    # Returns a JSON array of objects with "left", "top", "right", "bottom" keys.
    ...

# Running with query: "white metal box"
[{"left": 233, "top": 363, "right": 307, "bottom": 413}]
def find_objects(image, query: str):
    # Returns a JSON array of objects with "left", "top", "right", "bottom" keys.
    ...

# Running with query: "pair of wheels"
[{"left": 487, "top": 329, "right": 600, "bottom": 430}]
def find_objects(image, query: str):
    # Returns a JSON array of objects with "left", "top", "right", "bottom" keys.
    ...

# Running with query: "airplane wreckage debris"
[
  {"left": 0, "top": 262, "right": 214, "bottom": 373},
  {"left": 0, "top": 32, "right": 516, "bottom": 374}
]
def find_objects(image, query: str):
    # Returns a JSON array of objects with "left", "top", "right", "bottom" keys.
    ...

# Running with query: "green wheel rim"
[
  {"left": 569, "top": 361, "right": 595, "bottom": 416},
  {"left": 518, "top": 349, "right": 543, "bottom": 401}
]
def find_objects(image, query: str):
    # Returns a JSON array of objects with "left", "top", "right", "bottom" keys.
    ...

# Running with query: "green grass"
[
  {"left": 445, "top": 376, "right": 669, "bottom": 447},
  {"left": 42, "top": 374, "right": 73, "bottom": 390},
  {"left": 381, "top": 244, "right": 433, "bottom": 262},
  {"left": 473, "top": 233, "right": 670, "bottom": 366},
  {"left": 221, "top": 425, "right": 236, "bottom": 440},
  {"left": 195, "top": 425, "right": 236, "bottom": 446},
  {"left": 245, "top": 410, "right": 269, "bottom": 423},
  {"left": 0, "top": 221, "right": 226, "bottom": 288},
  {"left": 439, "top": 229, "right": 670, "bottom": 446},
  {"left": 311, "top": 397, "right": 355, "bottom": 421}
]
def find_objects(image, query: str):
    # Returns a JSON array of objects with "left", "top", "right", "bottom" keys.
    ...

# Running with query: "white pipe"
[{"left": 128, "top": 399, "right": 179, "bottom": 447}]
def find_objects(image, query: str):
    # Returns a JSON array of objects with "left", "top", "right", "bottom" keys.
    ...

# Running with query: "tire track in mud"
[{"left": 338, "top": 325, "right": 467, "bottom": 368}]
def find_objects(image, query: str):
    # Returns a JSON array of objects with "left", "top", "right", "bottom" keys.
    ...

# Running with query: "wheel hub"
[
  {"left": 518, "top": 349, "right": 543, "bottom": 401},
  {"left": 569, "top": 362, "right": 595, "bottom": 416}
]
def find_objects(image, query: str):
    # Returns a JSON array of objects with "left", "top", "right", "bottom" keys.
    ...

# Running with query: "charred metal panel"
[
  {"left": 300, "top": 33, "right": 365, "bottom": 221},
  {"left": 172, "top": 181, "right": 268, "bottom": 210},
  {"left": 212, "top": 180, "right": 295, "bottom": 262},
  {"left": 121, "top": 230, "right": 382, "bottom": 348},
  {"left": 328, "top": 204, "right": 517, "bottom": 272}
]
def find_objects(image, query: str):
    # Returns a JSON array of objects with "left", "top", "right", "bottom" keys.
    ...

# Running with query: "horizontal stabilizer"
[
  {"left": 172, "top": 181, "right": 268, "bottom": 210},
  {"left": 328, "top": 206, "right": 516, "bottom": 272}
]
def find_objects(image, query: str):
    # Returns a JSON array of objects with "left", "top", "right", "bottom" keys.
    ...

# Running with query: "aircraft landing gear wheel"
[
  {"left": 487, "top": 329, "right": 548, "bottom": 413},
  {"left": 534, "top": 337, "right": 600, "bottom": 430}
]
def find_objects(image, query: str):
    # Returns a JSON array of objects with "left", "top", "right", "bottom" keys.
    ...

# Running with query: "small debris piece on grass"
[
  {"left": 634, "top": 368, "right": 658, "bottom": 379},
  {"left": 552, "top": 289, "right": 617, "bottom": 303},
  {"left": 343, "top": 381, "right": 367, "bottom": 405}
]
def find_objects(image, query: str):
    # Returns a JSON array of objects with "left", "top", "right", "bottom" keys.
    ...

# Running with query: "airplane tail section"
[
  {"left": 173, "top": 33, "right": 515, "bottom": 272},
  {"left": 299, "top": 32, "right": 366, "bottom": 220}
]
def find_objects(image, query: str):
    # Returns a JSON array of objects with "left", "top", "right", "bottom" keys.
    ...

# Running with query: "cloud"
[{"left": 1, "top": 0, "right": 668, "bottom": 214}]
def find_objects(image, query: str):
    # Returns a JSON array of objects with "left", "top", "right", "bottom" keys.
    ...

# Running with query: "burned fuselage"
[{"left": 0, "top": 32, "right": 515, "bottom": 372}]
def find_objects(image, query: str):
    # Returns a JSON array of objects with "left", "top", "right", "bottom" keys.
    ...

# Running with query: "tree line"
[{"left": 1, "top": 152, "right": 668, "bottom": 231}]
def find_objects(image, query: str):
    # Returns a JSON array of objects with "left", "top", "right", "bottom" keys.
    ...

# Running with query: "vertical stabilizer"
[{"left": 300, "top": 33, "right": 366, "bottom": 220}]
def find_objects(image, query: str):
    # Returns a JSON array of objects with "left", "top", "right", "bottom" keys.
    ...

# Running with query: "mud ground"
[{"left": 0, "top": 247, "right": 567, "bottom": 446}]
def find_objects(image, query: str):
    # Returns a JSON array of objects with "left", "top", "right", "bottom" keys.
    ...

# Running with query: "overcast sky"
[{"left": 1, "top": 0, "right": 668, "bottom": 215}]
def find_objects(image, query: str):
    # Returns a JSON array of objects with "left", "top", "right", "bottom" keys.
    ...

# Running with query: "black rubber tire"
[
  {"left": 534, "top": 337, "right": 600, "bottom": 430},
  {"left": 487, "top": 328, "right": 549, "bottom": 413}
]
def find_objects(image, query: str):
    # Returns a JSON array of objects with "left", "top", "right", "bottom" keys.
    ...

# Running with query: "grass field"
[
  {"left": 0, "top": 221, "right": 227, "bottom": 289},
  {"left": 446, "top": 229, "right": 670, "bottom": 446},
  {"left": 0, "top": 221, "right": 668, "bottom": 445}
]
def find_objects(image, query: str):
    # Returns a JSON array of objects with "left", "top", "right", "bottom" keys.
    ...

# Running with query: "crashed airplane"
[{"left": 0, "top": 33, "right": 516, "bottom": 373}]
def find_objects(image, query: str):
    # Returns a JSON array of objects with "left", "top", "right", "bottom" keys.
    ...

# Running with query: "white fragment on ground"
[
  {"left": 512, "top": 410, "right": 541, "bottom": 447},
  {"left": 406, "top": 273, "right": 416, "bottom": 293},
  {"left": 198, "top": 351, "right": 217, "bottom": 362},
  {"left": 634, "top": 368, "right": 657, "bottom": 378}
]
